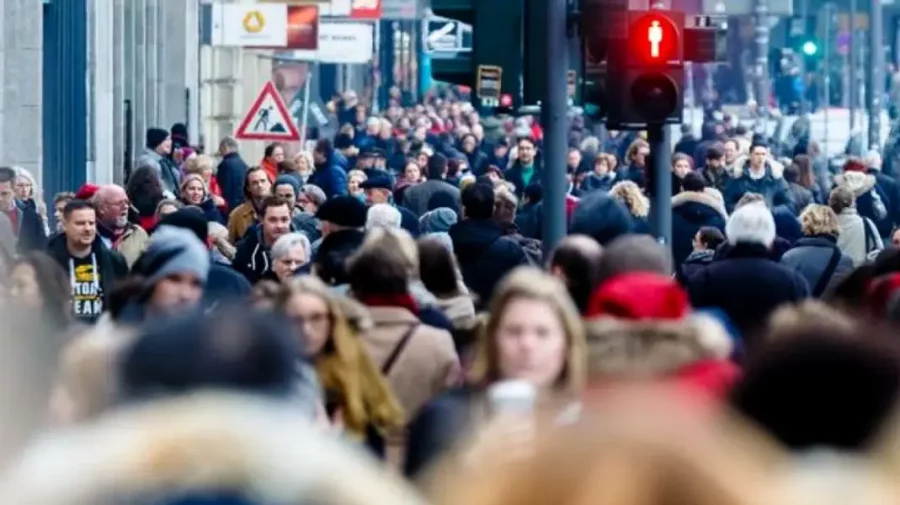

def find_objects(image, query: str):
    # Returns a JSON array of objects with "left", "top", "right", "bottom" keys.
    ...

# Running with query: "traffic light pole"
[
  {"left": 648, "top": 123, "right": 672, "bottom": 245},
  {"left": 540, "top": 0, "right": 569, "bottom": 254}
]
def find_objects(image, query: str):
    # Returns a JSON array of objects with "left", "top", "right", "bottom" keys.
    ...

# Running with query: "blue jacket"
[{"left": 309, "top": 153, "right": 348, "bottom": 199}]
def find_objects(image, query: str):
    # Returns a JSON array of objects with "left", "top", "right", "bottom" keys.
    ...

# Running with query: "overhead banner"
[{"left": 294, "top": 22, "right": 375, "bottom": 64}]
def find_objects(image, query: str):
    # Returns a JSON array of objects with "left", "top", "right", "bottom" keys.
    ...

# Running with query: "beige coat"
[
  {"left": 362, "top": 306, "right": 460, "bottom": 421},
  {"left": 115, "top": 224, "right": 150, "bottom": 268}
]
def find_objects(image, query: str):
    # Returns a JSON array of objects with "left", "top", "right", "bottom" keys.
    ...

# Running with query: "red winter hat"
[
  {"left": 586, "top": 272, "right": 690, "bottom": 320},
  {"left": 843, "top": 158, "right": 868, "bottom": 173},
  {"left": 75, "top": 183, "right": 100, "bottom": 200}
]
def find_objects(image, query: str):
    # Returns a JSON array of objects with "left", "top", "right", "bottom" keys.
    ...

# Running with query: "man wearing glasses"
[{"left": 93, "top": 184, "right": 149, "bottom": 268}]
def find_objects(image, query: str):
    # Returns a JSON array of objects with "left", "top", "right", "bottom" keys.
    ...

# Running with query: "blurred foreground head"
[
  {"left": 2, "top": 393, "right": 422, "bottom": 505},
  {"left": 429, "top": 388, "right": 788, "bottom": 505},
  {"left": 119, "top": 308, "right": 314, "bottom": 410}
]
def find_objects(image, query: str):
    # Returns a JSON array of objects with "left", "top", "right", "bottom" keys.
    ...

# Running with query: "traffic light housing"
[
  {"left": 606, "top": 10, "right": 685, "bottom": 128},
  {"left": 430, "top": 0, "right": 524, "bottom": 109}
]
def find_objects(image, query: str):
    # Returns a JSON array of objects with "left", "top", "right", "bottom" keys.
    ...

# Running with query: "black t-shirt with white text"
[{"left": 69, "top": 254, "right": 104, "bottom": 323}]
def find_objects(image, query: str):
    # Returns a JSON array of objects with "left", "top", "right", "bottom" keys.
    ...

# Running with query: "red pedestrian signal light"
[{"left": 628, "top": 12, "right": 681, "bottom": 66}]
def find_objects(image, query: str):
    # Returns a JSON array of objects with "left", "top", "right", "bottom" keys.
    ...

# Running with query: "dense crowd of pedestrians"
[{"left": 5, "top": 92, "right": 900, "bottom": 503}]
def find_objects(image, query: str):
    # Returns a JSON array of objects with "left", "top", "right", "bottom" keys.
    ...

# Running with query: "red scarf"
[{"left": 357, "top": 293, "right": 419, "bottom": 315}]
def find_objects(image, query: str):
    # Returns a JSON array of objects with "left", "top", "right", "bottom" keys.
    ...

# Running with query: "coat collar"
[{"left": 671, "top": 190, "right": 728, "bottom": 219}]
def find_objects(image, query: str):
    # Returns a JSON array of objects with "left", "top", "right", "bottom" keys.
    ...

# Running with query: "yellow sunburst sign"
[{"left": 243, "top": 10, "right": 266, "bottom": 34}]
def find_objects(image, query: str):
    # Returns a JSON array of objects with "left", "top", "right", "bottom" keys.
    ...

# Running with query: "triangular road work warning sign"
[{"left": 235, "top": 81, "right": 301, "bottom": 142}]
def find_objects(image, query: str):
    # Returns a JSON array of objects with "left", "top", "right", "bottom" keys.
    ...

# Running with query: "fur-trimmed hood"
[
  {"left": 834, "top": 171, "right": 877, "bottom": 197},
  {"left": 585, "top": 314, "right": 733, "bottom": 378},
  {"left": 671, "top": 190, "right": 728, "bottom": 220},
  {"left": 1, "top": 393, "right": 424, "bottom": 505},
  {"left": 732, "top": 155, "right": 785, "bottom": 179}
]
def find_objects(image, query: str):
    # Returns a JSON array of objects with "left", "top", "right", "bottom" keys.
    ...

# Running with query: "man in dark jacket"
[
  {"left": 699, "top": 143, "right": 732, "bottom": 192},
  {"left": 0, "top": 167, "right": 46, "bottom": 253},
  {"left": 216, "top": 136, "right": 249, "bottom": 211},
  {"left": 865, "top": 150, "right": 900, "bottom": 234},
  {"left": 671, "top": 172, "right": 727, "bottom": 267},
  {"left": 723, "top": 141, "right": 795, "bottom": 213},
  {"left": 403, "top": 154, "right": 461, "bottom": 217},
  {"left": 689, "top": 202, "right": 810, "bottom": 346},
  {"left": 310, "top": 139, "right": 349, "bottom": 199},
  {"left": 504, "top": 137, "right": 543, "bottom": 198},
  {"left": 449, "top": 182, "right": 528, "bottom": 309},
  {"left": 46, "top": 199, "right": 128, "bottom": 323},
  {"left": 233, "top": 196, "right": 293, "bottom": 284}
]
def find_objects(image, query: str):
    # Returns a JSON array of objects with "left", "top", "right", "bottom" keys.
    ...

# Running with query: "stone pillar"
[{"left": 0, "top": 0, "right": 44, "bottom": 185}]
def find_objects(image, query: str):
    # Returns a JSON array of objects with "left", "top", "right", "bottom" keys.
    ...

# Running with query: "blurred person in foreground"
[
  {"left": 426, "top": 385, "right": 892, "bottom": 505},
  {"left": 8, "top": 252, "right": 74, "bottom": 332},
  {"left": 114, "top": 225, "right": 210, "bottom": 323},
  {"left": 2, "top": 311, "right": 422, "bottom": 505},
  {"left": 157, "top": 207, "right": 251, "bottom": 308},
  {"left": 405, "top": 267, "right": 586, "bottom": 478}
]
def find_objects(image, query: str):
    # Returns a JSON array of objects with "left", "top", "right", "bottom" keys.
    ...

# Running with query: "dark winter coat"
[
  {"left": 449, "top": 219, "right": 528, "bottom": 310},
  {"left": 723, "top": 156, "right": 794, "bottom": 213},
  {"left": 779, "top": 235, "right": 854, "bottom": 297},
  {"left": 688, "top": 242, "right": 810, "bottom": 345},
  {"left": 216, "top": 152, "right": 249, "bottom": 211},
  {"left": 671, "top": 190, "right": 728, "bottom": 267}
]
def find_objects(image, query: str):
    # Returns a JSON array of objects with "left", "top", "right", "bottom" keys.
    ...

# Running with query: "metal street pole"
[
  {"left": 824, "top": 3, "right": 833, "bottom": 159},
  {"left": 540, "top": 0, "right": 569, "bottom": 254},
  {"left": 648, "top": 124, "right": 672, "bottom": 245},
  {"left": 800, "top": 0, "right": 809, "bottom": 113},
  {"left": 753, "top": 0, "right": 770, "bottom": 115},
  {"left": 849, "top": 0, "right": 858, "bottom": 131},
  {"left": 869, "top": 0, "right": 884, "bottom": 150}
]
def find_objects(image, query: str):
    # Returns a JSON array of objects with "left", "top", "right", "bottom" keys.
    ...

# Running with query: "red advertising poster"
[
  {"left": 287, "top": 5, "right": 319, "bottom": 49},
  {"left": 351, "top": 0, "right": 382, "bottom": 19}
]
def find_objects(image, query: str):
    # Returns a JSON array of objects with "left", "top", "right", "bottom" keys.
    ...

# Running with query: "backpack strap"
[
  {"left": 382, "top": 323, "right": 419, "bottom": 376},
  {"left": 813, "top": 246, "right": 842, "bottom": 297}
]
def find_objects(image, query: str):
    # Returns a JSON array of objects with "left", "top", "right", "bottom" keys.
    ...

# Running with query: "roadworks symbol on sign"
[{"left": 235, "top": 81, "right": 301, "bottom": 142}]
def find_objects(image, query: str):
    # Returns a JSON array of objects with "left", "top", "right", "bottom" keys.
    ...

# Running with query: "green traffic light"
[{"left": 801, "top": 41, "right": 818, "bottom": 56}]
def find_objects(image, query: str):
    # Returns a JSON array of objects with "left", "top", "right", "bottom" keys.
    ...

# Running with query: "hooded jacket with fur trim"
[
  {"left": 723, "top": 155, "right": 795, "bottom": 214},
  {"left": 585, "top": 314, "right": 739, "bottom": 399},
  {"left": 1, "top": 393, "right": 425, "bottom": 505},
  {"left": 671, "top": 190, "right": 728, "bottom": 267}
]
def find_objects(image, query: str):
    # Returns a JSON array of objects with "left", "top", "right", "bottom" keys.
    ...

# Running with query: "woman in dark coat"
[{"left": 671, "top": 172, "right": 727, "bottom": 267}]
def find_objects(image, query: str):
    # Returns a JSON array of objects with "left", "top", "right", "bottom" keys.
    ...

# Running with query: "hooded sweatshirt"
[{"left": 47, "top": 233, "right": 129, "bottom": 323}]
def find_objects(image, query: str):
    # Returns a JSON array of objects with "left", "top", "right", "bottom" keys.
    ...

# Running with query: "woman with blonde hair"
[
  {"left": 178, "top": 173, "right": 225, "bottom": 224},
  {"left": 780, "top": 204, "right": 854, "bottom": 297},
  {"left": 293, "top": 151, "right": 314, "bottom": 184},
  {"left": 348, "top": 169, "right": 368, "bottom": 202},
  {"left": 273, "top": 275, "right": 404, "bottom": 456},
  {"left": 183, "top": 153, "right": 227, "bottom": 211},
  {"left": 405, "top": 267, "right": 586, "bottom": 477},
  {"left": 609, "top": 180, "right": 650, "bottom": 234}
]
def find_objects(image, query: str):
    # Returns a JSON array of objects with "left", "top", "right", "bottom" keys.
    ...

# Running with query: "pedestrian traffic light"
[
  {"left": 578, "top": 0, "right": 628, "bottom": 120},
  {"left": 606, "top": 10, "right": 685, "bottom": 127}
]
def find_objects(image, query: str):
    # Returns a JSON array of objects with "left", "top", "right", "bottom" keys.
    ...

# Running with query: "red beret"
[{"left": 75, "top": 183, "right": 100, "bottom": 200}]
